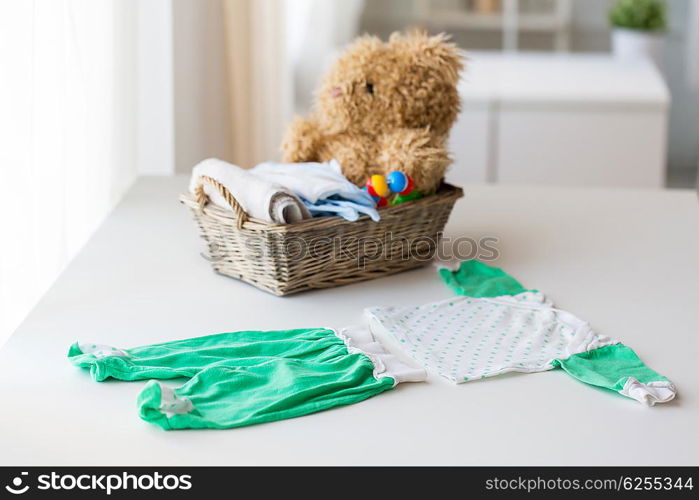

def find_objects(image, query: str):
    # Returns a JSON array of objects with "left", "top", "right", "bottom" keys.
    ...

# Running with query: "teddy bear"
[{"left": 281, "top": 31, "right": 464, "bottom": 195}]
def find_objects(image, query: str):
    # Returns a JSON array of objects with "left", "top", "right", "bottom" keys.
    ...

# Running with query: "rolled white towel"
[{"left": 189, "top": 158, "right": 311, "bottom": 224}]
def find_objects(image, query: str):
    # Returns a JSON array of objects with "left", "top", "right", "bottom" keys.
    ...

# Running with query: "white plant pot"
[{"left": 612, "top": 28, "right": 665, "bottom": 69}]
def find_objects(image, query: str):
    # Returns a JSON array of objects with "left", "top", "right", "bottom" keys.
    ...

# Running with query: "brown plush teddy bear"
[{"left": 281, "top": 31, "right": 464, "bottom": 195}]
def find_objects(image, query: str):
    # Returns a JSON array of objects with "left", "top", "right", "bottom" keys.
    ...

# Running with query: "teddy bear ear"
[
  {"left": 342, "top": 33, "right": 384, "bottom": 58},
  {"left": 388, "top": 28, "right": 429, "bottom": 45},
  {"left": 388, "top": 30, "right": 464, "bottom": 85}
]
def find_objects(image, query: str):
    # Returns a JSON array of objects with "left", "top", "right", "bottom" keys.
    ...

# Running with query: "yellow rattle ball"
[{"left": 367, "top": 174, "right": 390, "bottom": 198}]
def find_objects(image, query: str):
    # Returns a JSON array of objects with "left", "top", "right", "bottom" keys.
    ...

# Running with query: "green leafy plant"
[{"left": 609, "top": 0, "right": 667, "bottom": 32}]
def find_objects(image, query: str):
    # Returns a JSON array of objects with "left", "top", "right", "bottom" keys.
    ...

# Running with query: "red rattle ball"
[{"left": 398, "top": 174, "right": 414, "bottom": 195}]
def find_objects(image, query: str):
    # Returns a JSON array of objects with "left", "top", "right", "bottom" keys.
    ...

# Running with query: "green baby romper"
[{"left": 68, "top": 325, "right": 425, "bottom": 430}]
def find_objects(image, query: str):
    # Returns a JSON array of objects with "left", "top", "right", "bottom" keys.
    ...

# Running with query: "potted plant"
[{"left": 609, "top": 0, "right": 667, "bottom": 67}]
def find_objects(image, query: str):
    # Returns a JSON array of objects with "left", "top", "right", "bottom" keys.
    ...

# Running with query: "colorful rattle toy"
[
  {"left": 366, "top": 174, "right": 391, "bottom": 198},
  {"left": 386, "top": 171, "right": 413, "bottom": 195},
  {"left": 364, "top": 171, "right": 417, "bottom": 207}
]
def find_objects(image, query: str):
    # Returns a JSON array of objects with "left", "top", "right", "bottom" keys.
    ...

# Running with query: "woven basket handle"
[{"left": 194, "top": 175, "right": 249, "bottom": 229}]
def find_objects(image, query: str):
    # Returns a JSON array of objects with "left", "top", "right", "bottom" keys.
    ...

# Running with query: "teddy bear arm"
[
  {"left": 317, "top": 135, "right": 375, "bottom": 186},
  {"left": 281, "top": 116, "right": 324, "bottom": 163},
  {"left": 376, "top": 128, "right": 451, "bottom": 194}
]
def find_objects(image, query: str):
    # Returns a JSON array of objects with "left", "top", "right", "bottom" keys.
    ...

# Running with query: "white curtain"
[
  {"left": 0, "top": 0, "right": 333, "bottom": 345},
  {"left": 0, "top": 0, "right": 142, "bottom": 345},
  {"left": 221, "top": 0, "right": 292, "bottom": 168}
]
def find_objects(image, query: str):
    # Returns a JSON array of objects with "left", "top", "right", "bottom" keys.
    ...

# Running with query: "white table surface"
[{"left": 1, "top": 176, "right": 697, "bottom": 466}]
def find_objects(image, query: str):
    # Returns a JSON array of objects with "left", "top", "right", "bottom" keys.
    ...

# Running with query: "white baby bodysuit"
[
  {"left": 365, "top": 291, "right": 615, "bottom": 383},
  {"left": 364, "top": 260, "right": 676, "bottom": 407}
]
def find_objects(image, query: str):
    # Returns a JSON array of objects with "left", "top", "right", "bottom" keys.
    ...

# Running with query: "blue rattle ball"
[{"left": 386, "top": 171, "right": 408, "bottom": 193}]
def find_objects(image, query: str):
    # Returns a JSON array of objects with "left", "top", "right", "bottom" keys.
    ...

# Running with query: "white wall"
[
  {"left": 137, "top": 0, "right": 176, "bottom": 175},
  {"left": 663, "top": 0, "right": 699, "bottom": 174}
]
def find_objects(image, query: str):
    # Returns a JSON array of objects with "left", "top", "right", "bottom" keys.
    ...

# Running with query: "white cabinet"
[
  {"left": 448, "top": 52, "right": 670, "bottom": 188},
  {"left": 448, "top": 101, "right": 493, "bottom": 184}
]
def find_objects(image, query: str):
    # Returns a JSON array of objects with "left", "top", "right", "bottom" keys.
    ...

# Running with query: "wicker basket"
[{"left": 180, "top": 176, "right": 463, "bottom": 296}]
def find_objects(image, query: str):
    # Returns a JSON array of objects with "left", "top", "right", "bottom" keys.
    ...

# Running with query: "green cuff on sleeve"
[{"left": 439, "top": 260, "right": 533, "bottom": 298}]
